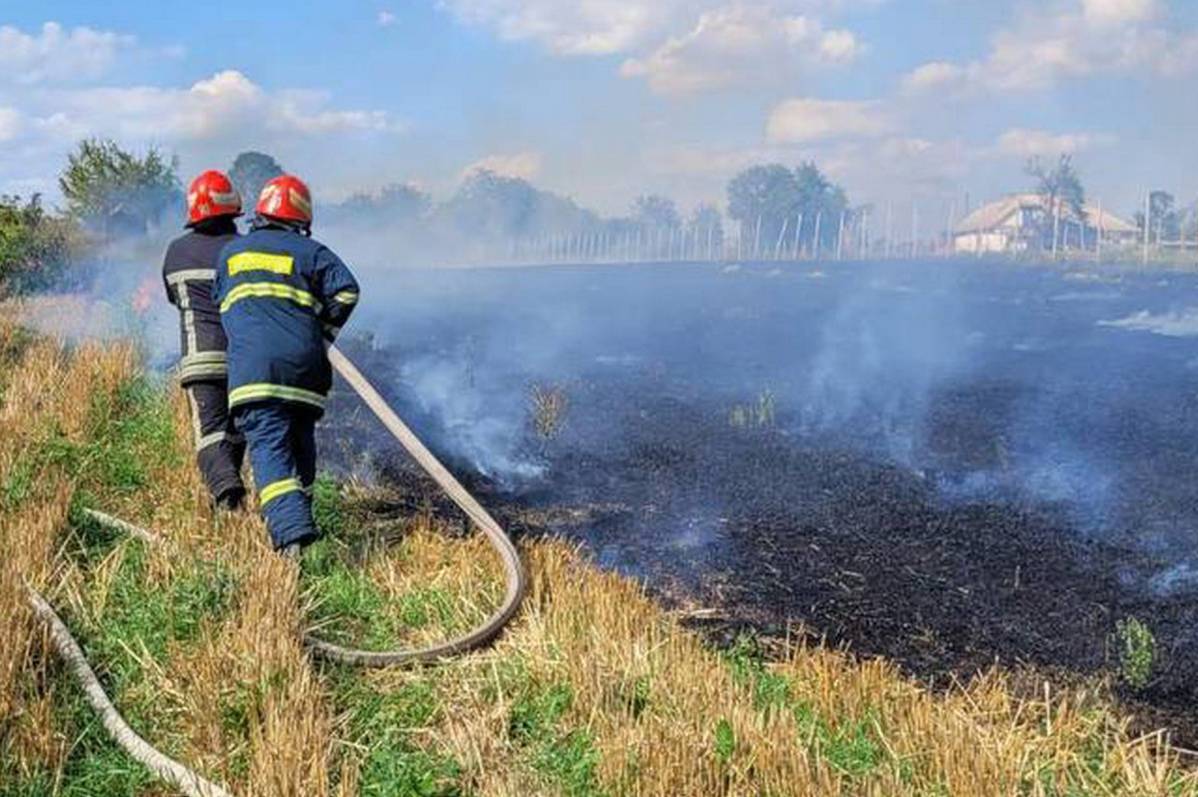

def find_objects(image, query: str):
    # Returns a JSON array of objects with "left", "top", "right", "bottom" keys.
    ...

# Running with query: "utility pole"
[
  {"left": 946, "top": 200, "right": 957, "bottom": 257},
  {"left": 1051, "top": 197, "right": 1061, "bottom": 260},
  {"left": 813, "top": 211, "right": 823, "bottom": 260},
  {"left": 885, "top": 202, "right": 893, "bottom": 259},
  {"left": 836, "top": 210, "right": 846, "bottom": 261},
  {"left": 1143, "top": 191, "right": 1151, "bottom": 267},
  {"left": 910, "top": 202, "right": 918, "bottom": 259}
]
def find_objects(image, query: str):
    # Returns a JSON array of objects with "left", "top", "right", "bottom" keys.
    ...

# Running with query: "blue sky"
[{"left": 2, "top": 1, "right": 1197, "bottom": 223}]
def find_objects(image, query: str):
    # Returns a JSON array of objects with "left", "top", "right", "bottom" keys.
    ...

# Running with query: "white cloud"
[
  {"left": 0, "top": 22, "right": 135, "bottom": 85},
  {"left": 1082, "top": 0, "right": 1158, "bottom": 27},
  {"left": 766, "top": 98, "right": 891, "bottom": 143},
  {"left": 620, "top": 5, "right": 860, "bottom": 95},
  {"left": 37, "top": 70, "right": 401, "bottom": 143},
  {"left": 440, "top": 0, "right": 684, "bottom": 55},
  {"left": 996, "top": 128, "right": 1114, "bottom": 158},
  {"left": 462, "top": 151, "right": 543, "bottom": 180},
  {"left": 0, "top": 108, "right": 23, "bottom": 142},
  {"left": 903, "top": 0, "right": 1198, "bottom": 94},
  {"left": 901, "top": 61, "right": 966, "bottom": 93},
  {"left": 818, "top": 28, "right": 860, "bottom": 62},
  {"left": 377, "top": 10, "right": 398, "bottom": 27}
]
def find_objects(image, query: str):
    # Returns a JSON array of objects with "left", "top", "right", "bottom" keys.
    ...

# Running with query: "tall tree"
[
  {"left": 726, "top": 164, "right": 798, "bottom": 250},
  {"left": 59, "top": 138, "right": 181, "bottom": 236},
  {"left": 0, "top": 194, "right": 81, "bottom": 295},
  {"left": 1027, "top": 155, "right": 1085, "bottom": 218},
  {"left": 325, "top": 183, "right": 431, "bottom": 227},
  {"left": 727, "top": 162, "right": 848, "bottom": 255},
  {"left": 793, "top": 161, "right": 848, "bottom": 252},
  {"left": 228, "top": 151, "right": 285, "bottom": 209},
  {"left": 631, "top": 195, "right": 681, "bottom": 230},
  {"left": 1136, "top": 190, "right": 1181, "bottom": 243},
  {"left": 689, "top": 203, "right": 724, "bottom": 250}
]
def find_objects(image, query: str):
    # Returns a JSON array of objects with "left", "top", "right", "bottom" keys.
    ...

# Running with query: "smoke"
[
  {"left": 397, "top": 352, "right": 545, "bottom": 484},
  {"left": 1098, "top": 307, "right": 1198, "bottom": 337},
  {"left": 17, "top": 231, "right": 177, "bottom": 370}
]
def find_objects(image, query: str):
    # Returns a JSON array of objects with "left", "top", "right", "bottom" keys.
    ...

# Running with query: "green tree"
[
  {"left": 58, "top": 138, "right": 181, "bottom": 236},
  {"left": 631, "top": 194, "right": 680, "bottom": 230},
  {"left": 726, "top": 164, "right": 798, "bottom": 251},
  {"left": 1135, "top": 190, "right": 1181, "bottom": 243},
  {"left": 0, "top": 194, "right": 81, "bottom": 295},
  {"left": 727, "top": 162, "right": 848, "bottom": 255},
  {"left": 228, "top": 151, "right": 285, "bottom": 209},
  {"left": 689, "top": 203, "right": 724, "bottom": 251},
  {"left": 325, "top": 183, "right": 431, "bottom": 228},
  {"left": 793, "top": 161, "right": 848, "bottom": 252},
  {"left": 438, "top": 170, "right": 596, "bottom": 240}
]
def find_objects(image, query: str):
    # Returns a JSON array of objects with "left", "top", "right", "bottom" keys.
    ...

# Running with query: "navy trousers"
[
  {"left": 233, "top": 401, "right": 321, "bottom": 550},
  {"left": 184, "top": 380, "right": 246, "bottom": 504}
]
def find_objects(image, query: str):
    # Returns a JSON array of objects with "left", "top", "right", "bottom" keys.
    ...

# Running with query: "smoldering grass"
[
  {"left": 728, "top": 388, "right": 777, "bottom": 429},
  {"left": 6, "top": 324, "right": 1198, "bottom": 796},
  {"left": 529, "top": 382, "right": 569, "bottom": 441}
]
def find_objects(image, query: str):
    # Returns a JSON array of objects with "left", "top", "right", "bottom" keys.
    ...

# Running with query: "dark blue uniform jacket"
[
  {"left": 162, "top": 218, "right": 238, "bottom": 384},
  {"left": 213, "top": 224, "right": 359, "bottom": 416}
]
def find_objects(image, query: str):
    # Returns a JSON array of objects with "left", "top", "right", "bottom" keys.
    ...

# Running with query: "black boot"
[{"left": 214, "top": 486, "right": 246, "bottom": 512}]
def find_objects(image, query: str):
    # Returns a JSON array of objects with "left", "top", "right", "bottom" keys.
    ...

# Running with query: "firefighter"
[
  {"left": 213, "top": 175, "right": 360, "bottom": 550},
  {"left": 162, "top": 170, "right": 246, "bottom": 510}
]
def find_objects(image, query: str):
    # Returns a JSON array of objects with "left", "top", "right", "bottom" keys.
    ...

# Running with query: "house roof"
[{"left": 954, "top": 193, "right": 1137, "bottom": 235}]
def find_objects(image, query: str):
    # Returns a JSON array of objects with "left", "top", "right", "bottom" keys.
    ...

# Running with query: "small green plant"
[
  {"left": 311, "top": 474, "right": 346, "bottom": 537},
  {"left": 1115, "top": 617, "right": 1156, "bottom": 690},
  {"left": 714, "top": 718, "right": 736, "bottom": 764},
  {"left": 728, "top": 388, "right": 776, "bottom": 429},
  {"left": 529, "top": 383, "right": 569, "bottom": 440}
]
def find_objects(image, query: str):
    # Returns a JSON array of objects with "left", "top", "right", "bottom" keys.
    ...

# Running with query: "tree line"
[{"left": 0, "top": 137, "right": 859, "bottom": 293}]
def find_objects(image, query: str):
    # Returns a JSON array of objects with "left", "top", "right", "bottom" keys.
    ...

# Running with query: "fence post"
[
  {"left": 1143, "top": 192, "right": 1151, "bottom": 267},
  {"left": 885, "top": 202, "right": 893, "bottom": 259},
  {"left": 775, "top": 217, "right": 789, "bottom": 260},
  {"left": 813, "top": 211, "right": 823, "bottom": 260}
]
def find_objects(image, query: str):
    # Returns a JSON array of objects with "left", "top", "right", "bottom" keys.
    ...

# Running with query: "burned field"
[{"left": 328, "top": 260, "right": 1198, "bottom": 744}]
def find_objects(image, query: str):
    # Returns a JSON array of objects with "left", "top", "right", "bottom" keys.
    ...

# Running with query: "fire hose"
[{"left": 24, "top": 346, "right": 528, "bottom": 797}]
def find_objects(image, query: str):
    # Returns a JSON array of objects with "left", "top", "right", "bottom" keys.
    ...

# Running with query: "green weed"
[
  {"left": 306, "top": 566, "right": 399, "bottom": 648},
  {"left": 336, "top": 674, "right": 462, "bottom": 797},
  {"left": 1115, "top": 617, "right": 1156, "bottom": 690},
  {"left": 714, "top": 718, "right": 736, "bottom": 764},
  {"left": 728, "top": 388, "right": 776, "bottom": 429},
  {"left": 312, "top": 474, "right": 346, "bottom": 538}
]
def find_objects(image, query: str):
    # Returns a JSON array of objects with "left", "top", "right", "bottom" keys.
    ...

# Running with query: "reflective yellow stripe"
[
  {"left": 260, "top": 477, "right": 301, "bottom": 506},
  {"left": 220, "top": 282, "right": 321, "bottom": 314},
  {"left": 332, "top": 290, "right": 358, "bottom": 305},
  {"left": 227, "top": 251, "right": 295, "bottom": 276},
  {"left": 228, "top": 383, "right": 326, "bottom": 409}
]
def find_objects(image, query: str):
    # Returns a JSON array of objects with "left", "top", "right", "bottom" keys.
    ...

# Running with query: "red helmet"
[
  {"left": 256, "top": 174, "right": 313, "bottom": 226},
  {"left": 186, "top": 170, "right": 241, "bottom": 226}
]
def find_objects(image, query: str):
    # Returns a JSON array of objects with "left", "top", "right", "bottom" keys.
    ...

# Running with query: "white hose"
[{"left": 28, "top": 345, "right": 527, "bottom": 793}]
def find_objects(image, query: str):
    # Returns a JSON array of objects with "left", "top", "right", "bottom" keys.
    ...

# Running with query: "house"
[{"left": 953, "top": 193, "right": 1137, "bottom": 254}]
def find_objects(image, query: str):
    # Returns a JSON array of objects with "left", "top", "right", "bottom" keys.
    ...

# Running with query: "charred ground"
[{"left": 327, "top": 260, "right": 1198, "bottom": 747}]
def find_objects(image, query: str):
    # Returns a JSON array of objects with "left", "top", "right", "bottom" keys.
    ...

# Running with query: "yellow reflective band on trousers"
[
  {"left": 228, "top": 383, "right": 326, "bottom": 409},
  {"left": 220, "top": 282, "right": 321, "bottom": 314},
  {"left": 260, "top": 477, "right": 302, "bottom": 506},
  {"left": 227, "top": 251, "right": 295, "bottom": 276},
  {"left": 332, "top": 290, "right": 359, "bottom": 305}
]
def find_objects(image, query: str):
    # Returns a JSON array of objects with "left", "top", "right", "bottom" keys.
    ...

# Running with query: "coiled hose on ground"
[{"left": 24, "top": 346, "right": 528, "bottom": 797}]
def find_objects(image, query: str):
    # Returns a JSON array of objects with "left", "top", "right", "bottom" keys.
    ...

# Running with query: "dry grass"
[
  {"left": 529, "top": 383, "right": 569, "bottom": 441},
  {"left": 1, "top": 323, "right": 1196, "bottom": 796}
]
